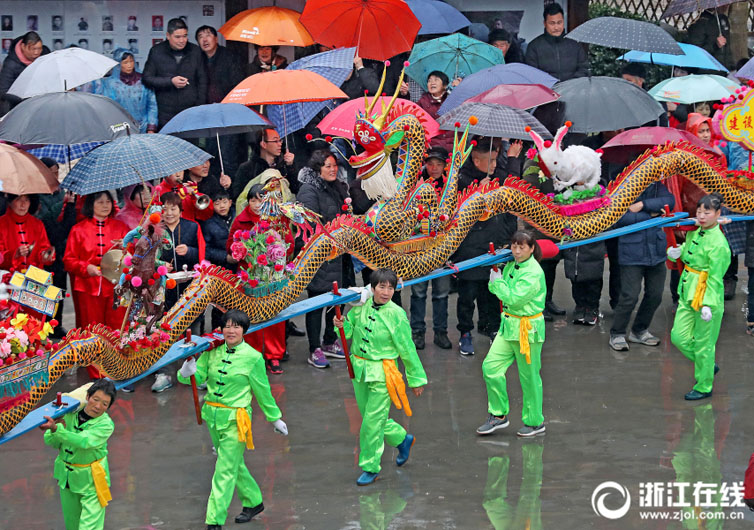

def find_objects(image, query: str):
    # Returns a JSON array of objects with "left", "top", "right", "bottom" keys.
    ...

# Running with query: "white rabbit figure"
[{"left": 526, "top": 121, "right": 602, "bottom": 192}]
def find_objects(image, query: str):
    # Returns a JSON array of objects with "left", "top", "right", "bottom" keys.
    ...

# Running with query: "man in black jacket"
[
  {"left": 143, "top": 18, "right": 207, "bottom": 128},
  {"left": 196, "top": 24, "right": 245, "bottom": 180},
  {"left": 525, "top": 4, "right": 589, "bottom": 82},
  {"left": 0, "top": 32, "right": 49, "bottom": 114},
  {"left": 452, "top": 139, "right": 517, "bottom": 356},
  {"left": 233, "top": 128, "right": 297, "bottom": 200}
]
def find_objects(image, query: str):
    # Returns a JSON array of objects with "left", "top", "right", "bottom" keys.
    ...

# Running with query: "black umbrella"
[
  {"left": 566, "top": 17, "right": 683, "bottom": 55},
  {"left": 0, "top": 91, "right": 137, "bottom": 145},
  {"left": 437, "top": 102, "right": 552, "bottom": 140},
  {"left": 544, "top": 76, "right": 665, "bottom": 134}
]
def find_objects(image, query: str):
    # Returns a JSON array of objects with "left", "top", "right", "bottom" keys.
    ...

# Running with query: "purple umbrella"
[{"left": 438, "top": 63, "right": 557, "bottom": 116}]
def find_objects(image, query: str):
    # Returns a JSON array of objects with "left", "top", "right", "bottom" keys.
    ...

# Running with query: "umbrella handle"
[{"left": 215, "top": 132, "right": 225, "bottom": 176}]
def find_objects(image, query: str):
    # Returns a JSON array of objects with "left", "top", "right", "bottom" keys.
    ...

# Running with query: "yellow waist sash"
[
  {"left": 353, "top": 355, "right": 412, "bottom": 417},
  {"left": 66, "top": 458, "right": 111, "bottom": 507},
  {"left": 205, "top": 401, "right": 254, "bottom": 450},
  {"left": 504, "top": 312, "right": 543, "bottom": 365},
  {"left": 684, "top": 264, "right": 708, "bottom": 311}
]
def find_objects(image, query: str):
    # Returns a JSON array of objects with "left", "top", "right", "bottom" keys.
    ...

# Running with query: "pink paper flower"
[
  {"left": 249, "top": 279, "right": 259, "bottom": 288},
  {"left": 265, "top": 234, "right": 276, "bottom": 244},
  {"left": 526, "top": 148, "right": 538, "bottom": 160},
  {"left": 266, "top": 244, "right": 286, "bottom": 262},
  {"left": 159, "top": 332, "right": 170, "bottom": 342},
  {"left": 274, "top": 263, "right": 284, "bottom": 272},
  {"left": 259, "top": 220, "right": 270, "bottom": 230},
  {"left": 256, "top": 254, "right": 268, "bottom": 266}
]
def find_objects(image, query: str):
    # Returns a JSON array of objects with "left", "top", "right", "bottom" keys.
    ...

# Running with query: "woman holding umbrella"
[
  {"left": 0, "top": 193, "right": 55, "bottom": 273},
  {"left": 97, "top": 48, "right": 158, "bottom": 133},
  {"left": 64, "top": 192, "right": 128, "bottom": 379}
]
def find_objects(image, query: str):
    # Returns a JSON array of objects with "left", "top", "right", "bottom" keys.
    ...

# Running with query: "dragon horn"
[
  {"left": 365, "top": 62, "right": 389, "bottom": 117},
  {"left": 373, "top": 62, "right": 407, "bottom": 131},
  {"left": 554, "top": 121, "right": 572, "bottom": 149},
  {"left": 526, "top": 125, "right": 546, "bottom": 151}
]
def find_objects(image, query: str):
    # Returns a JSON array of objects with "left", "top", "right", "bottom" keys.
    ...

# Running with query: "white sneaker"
[{"left": 151, "top": 373, "right": 173, "bottom": 393}]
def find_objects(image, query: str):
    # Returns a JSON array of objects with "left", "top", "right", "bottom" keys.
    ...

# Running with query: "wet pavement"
[{"left": 2, "top": 268, "right": 754, "bottom": 529}]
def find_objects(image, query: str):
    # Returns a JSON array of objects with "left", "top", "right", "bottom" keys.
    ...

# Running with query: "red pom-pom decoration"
[
  {"left": 739, "top": 94, "right": 745, "bottom": 100},
  {"left": 50, "top": 319, "right": 59, "bottom": 327},
  {"left": 565, "top": 120, "right": 572, "bottom": 127},
  {"left": 525, "top": 126, "right": 532, "bottom": 132},
  {"left": 364, "top": 89, "right": 369, "bottom": 95},
  {"left": 403, "top": 124, "right": 410, "bottom": 131},
  {"left": 166, "top": 278, "right": 177, "bottom": 289},
  {"left": 430, "top": 230, "right": 436, "bottom": 237},
  {"left": 148, "top": 279, "right": 155, "bottom": 286},
  {"left": 471, "top": 140, "right": 477, "bottom": 146},
  {"left": 454, "top": 122, "right": 461, "bottom": 128},
  {"left": 469, "top": 116, "right": 478, "bottom": 126},
  {"left": 403, "top": 61, "right": 410, "bottom": 67},
  {"left": 305, "top": 134, "right": 313, "bottom": 141},
  {"left": 125, "top": 274, "right": 132, "bottom": 281},
  {"left": 341, "top": 204, "right": 348, "bottom": 211},
  {"left": 149, "top": 212, "right": 161, "bottom": 224},
  {"left": 385, "top": 60, "right": 391, "bottom": 67},
  {"left": 325, "top": 136, "right": 333, "bottom": 143},
  {"left": 544, "top": 140, "right": 552, "bottom": 148}
]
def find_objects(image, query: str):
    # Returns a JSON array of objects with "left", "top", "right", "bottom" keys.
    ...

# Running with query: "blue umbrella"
[
  {"left": 406, "top": 0, "right": 471, "bottom": 35},
  {"left": 160, "top": 103, "right": 272, "bottom": 174},
  {"left": 61, "top": 133, "right": 212, "bottom": 195},
  {"left": 23, "top": 142, "right": 104, "bottom": 164},
  {"left": 267, "top": 47, "right": 356, "bottom": 138},
  {"left": 438, "top": 63, "right": 558, "bottom": 115},
  {"left": 733, "top": 56, "right": 754, "bottom": 81},
  {"left": 406, "top": 33, "right": 503, "bottom": 86},
  {"left": 618, "top": 43, "right": 728, "bottom": 72}
]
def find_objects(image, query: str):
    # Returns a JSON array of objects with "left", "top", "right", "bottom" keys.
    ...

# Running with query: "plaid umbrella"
[
  {"left": 22, "top": 142, "right": 104, "bottom": 164},
  {"left": 438, "top": 64, "right": 557, "bottom": 116},
  {"left": 61, "top": 133, "right": 211, "bottom": 195},
  {"left": 267, "top": 48, "right": 356, "bottom": 136},
  {"left": 566, "top": 17, "right": 683, "bottom": 55},
  {"left": 437, "top": 102, "right": 552, "bottom": 140},
  {"left": 662, "top": 0, "right": 740, "bottom": 19}
]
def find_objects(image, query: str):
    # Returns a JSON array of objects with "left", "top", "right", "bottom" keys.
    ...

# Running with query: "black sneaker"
[
  {"left": 412, "top": 331, "right": 425, "bottom": 350},
  {"left": 583, "top": 308, "right": 599, "bottom": 326},
  {"left": 433, "top": 332, "right": 452, "bottom": 349},
  {"left": 517, "top": 424, "right": 546, "bottom": 437},
  {"left": 572, "top": 306, "right": 586, "bottom": 325},
  {"left": 476, "top": 414, "right": 509, "bottom": 435},
  {"left": 235, "top": 502, "right": 264, "bottom": 523}
]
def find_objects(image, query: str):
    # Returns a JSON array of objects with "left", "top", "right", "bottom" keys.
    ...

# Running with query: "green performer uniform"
[
  {"left": 341, "top": 298, "right": 428, "bottom": 474},
  {"left": 669, "top": 224, "right": 729, "bottom": 394},
  {"left": 177, "top": 341, "right": 282, "bottom": 526},
  {"left": 43, "top": 408, "right": 114, "bottom": 530},
  {"left": 484, "top": 256, "right": 546, "bottom": 427}
]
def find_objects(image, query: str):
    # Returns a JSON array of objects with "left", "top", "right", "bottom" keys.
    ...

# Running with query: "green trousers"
[
  {"left": 352, "top": 378, "right": 408, "bottom": 473},
  {"left": 670, "top": 300, "right": 723, "bottom": 393},
  {"left": 484, "top": 444, "right": 543, "bottom": 530},
  {"left": 482, "top": 338, "right": 544, "bottom": 427},
  {"left": 205, "top": 422, "right": 263, "bottom": 525},
  {"left": 60, "top": 486, "right": 105, "bottom": 530}
]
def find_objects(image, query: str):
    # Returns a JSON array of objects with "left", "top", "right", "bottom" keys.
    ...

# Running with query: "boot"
[{"left": 235, "top": 503, "right": 264, "bottom": 523}]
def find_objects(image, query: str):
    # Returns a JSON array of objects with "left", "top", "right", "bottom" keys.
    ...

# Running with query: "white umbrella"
[{"left": 8, "top": 48, "right": 117, "bottom": 98}]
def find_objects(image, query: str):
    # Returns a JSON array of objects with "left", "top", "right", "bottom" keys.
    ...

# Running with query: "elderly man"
[
  {"left": 0, "top": 31, "right": 49, "bottom": 113},
  {"left": 143, "top": 17, "right": 207, "bottom": 128}
]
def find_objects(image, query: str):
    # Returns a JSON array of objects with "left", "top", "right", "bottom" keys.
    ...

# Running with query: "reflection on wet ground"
[{"left": 2, "top": 272, "right": 753, "bottom": 528}]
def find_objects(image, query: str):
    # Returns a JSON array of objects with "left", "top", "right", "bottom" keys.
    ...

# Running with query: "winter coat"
[
  {"left": 743, "top": 222, "right": 754, "bottom": 268},
  {"left": 525, "top": 32, "right": 589, "bottom": 82},
  {"left": 96, "top": 53, "right": 158, "bottom": 133},
  {"left": 233, "top": 154, "right": 298, "bottom": 199},
  {"left": 341, "top": 66, "right": 381, "bottom": 99},
  {"left": 204, "top": 45, "right": 245, "bottom": 103},
  {"left": 563, "top": 242, "right": 605, "bottom": 282},
  {"left": 201, "top": 209, "right": 235, "bottom": 267},
  {"left": 297, "top": 167, "right": 349, "bottom": 292},
  {"left": 245, "top": 53, "right": 288, "bottom": 76},
  {"left": 0, "top": 36, "right": 50, "bottom": 112},
  {"left": 614, "top": 182, "right": 675, "bottom": 266},
  {"left": 417, "top": 92, "right": 453, "bottom": 152},
  {"left": 142, "top": 41, "right": 207, "bottom": 127},
  {"left": 687, "top": 11, "right": 734, "bottom": 70},
  {"left": 452, "top": 162, "right": 517, "bottom": 281}
]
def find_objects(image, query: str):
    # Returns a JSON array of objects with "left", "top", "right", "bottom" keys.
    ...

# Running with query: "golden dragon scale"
[{"left": 1, "top": 114, "right": 752, "bottom": 435}]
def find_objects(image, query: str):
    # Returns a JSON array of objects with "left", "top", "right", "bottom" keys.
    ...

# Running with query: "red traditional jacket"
[
  {"left": 0, "top": 210, "right": 53, "bottom": 272},
  {"left": 155, "top": 179, "right": 213, "bottom": 222},
  {"left": 226, "top": 208, "right": 294, "bottom": 265},
  {"left": 63, "top": 217, "right": 129, "bottom": 296}
]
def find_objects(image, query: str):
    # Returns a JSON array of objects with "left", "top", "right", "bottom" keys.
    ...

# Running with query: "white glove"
[
  {"left": 489, "top": 267, "right": 502, "bottom": 283},
  {"left": 346, "top": 285, "right": 373, "bottom": 306},
  {"left": 701, "top": 306, "right": 712, "bottom": 322},
  {"left": 667, "top": 246, "right": 682, "bottom": 260},
  {"left": 272, "top": 419, "right": 288, "bottom": 436},
  {"left": 179, "top": 358, "right": 197, "bottom": 378}
]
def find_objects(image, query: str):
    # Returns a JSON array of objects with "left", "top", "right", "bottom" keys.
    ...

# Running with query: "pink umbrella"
[
  {"left": 600, "top": 127, "right": 719, "bottom": 164},
  {"left": 317, "top": 97, "right": 440, "bottom": 139},
  {"left": 467, "top": 84, "right": 560, "bottom": 110}
]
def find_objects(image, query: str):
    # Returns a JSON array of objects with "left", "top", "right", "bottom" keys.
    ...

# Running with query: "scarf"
[
  {"left": 14, "top": 40, "right": 33, "bottom": 66},
  {"left": 119, "top": 69, "right": 141, "bottom": 86}
]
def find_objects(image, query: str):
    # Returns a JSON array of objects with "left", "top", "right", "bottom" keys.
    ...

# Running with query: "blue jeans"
[{"left": 410, "top": 276, "right": 450, "bottom": 333}]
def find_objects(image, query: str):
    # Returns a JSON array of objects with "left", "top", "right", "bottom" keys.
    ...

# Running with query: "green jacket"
[
  {"left": 673, "top": 225, "right": 730, "bottom": 309},
  {"left": 489, "top": 257, "right": 546, "bottom": 343},
  {"left": 177, "top": 341, "right": 282, "bottom": 428},
  {"left": 43, "top": 410, "right": 114, "bottom": 493},
  {"left": 342, "top": 298, "right": 428, "bottom": 387}
]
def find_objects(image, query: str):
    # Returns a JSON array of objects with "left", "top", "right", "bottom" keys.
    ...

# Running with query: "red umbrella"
[
  {"left": 317, "top": 97, "right": 439, "bottom": 139},
  {"left": 300, "top": 0, "right": 421, "bottom": 61},
  {"left": 467, "top": 84, "right": 560, "bottom": 110},
  {"left": 600, "top": 127, "right": 719, "bottom": 164}
]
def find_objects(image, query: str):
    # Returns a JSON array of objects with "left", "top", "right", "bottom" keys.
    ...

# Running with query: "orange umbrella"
[
  {"left": 0, "top": 144, "right": 58, "bottom": 195},
  {"left": 301, "top": 0, "right": 420, "bottom": 61},
  {"left": 219, "top": 7, "right": 314, "bottom": 47},
  {"left": 222, "top": 70, "right": 348, "bottom": 106}
]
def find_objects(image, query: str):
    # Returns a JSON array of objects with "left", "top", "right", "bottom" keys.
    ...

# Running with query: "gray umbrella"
[
  {"left": 662, "top": 0, "right": 740, "bottom": 19},
  {"left": 0, "top": 91, "right": 137, "bottom": 145},
  {"left": 543, "top": 76, "right": 665, "bottom": 134},
  {"left": 566, "top": 17, "right": 683, "bottom": 55},
  {"left": 437, "top": 102, "right": 552, "bottom": 140}
]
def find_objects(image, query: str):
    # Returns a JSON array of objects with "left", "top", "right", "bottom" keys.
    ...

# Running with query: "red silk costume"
[{"left": 0, "top": 210, "right": 54, "bottom": 272}]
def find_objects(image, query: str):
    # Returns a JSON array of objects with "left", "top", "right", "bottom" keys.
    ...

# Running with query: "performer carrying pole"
[
  {"left": 334, "top": 268, "right": 427, "bottom": 486},
  {"left": 177, "top": 309, "right": 289, "bottom": 530},
  {"left": 668, "top": 193, "right": 730, "bottom": 400},
  {"left": 40, "top": 379, "right": 117, "bottom": 530},
  {"left": 477, "top": 231, "right": 548, "bottom": 438}
]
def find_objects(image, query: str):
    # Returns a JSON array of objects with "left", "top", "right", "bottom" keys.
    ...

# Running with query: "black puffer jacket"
[
  {"left": 525, "top": 32, "right": 589, "bottom": 82},
  {"left": 142, "top": 41, "right": 207, "bottom": 127},
  {"left": 200, "top": 209, "right": 234, "bottom": 267},
  {"left": 451, "top": 162, "right": 517, "bottom": 281},
  {"left": 341, "top": 66, "right": 381, "bottom": 99},
  {"left": 563, "top": 242, "right": 605, "bottom": 282},
  {"left": 297, "top": 167, "right": 349, "bottom": 292},
  {"left": 0, "top": 35, "right": 50, "bottom": 112}
]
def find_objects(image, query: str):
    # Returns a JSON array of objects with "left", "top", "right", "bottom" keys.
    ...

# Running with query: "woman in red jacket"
[
  {"left": 63, "top": 192, "right": 128, "bottom": 378},
  {"left": 0, "top": 194, "right": 55, "bottom": 273}
]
